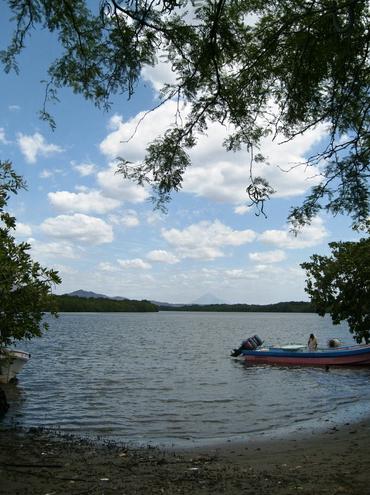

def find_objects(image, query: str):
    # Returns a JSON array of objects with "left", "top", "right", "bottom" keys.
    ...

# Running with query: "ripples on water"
[{"left": 2, "top": 312, "right": 370, "bottom": 447}]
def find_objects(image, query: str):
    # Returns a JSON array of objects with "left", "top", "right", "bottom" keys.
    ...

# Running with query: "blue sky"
[{"left": 0, "top": 11, "right": 361, "bottom": 304}]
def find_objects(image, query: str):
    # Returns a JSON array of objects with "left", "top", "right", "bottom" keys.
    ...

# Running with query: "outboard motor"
[
  {"left": 241, "top": 335, "right": 263, "bottom": 350},
  {"left": 253, "top": 335, "right": 263, "bottom": 346},
  {"left": 231, "top": 334, "right": 263, "bottom": 356},
  {"left": 231, "top": 347, "right": 242, "bottom": 357}
]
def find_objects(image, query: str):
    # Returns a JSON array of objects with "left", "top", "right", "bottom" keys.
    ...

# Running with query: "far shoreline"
[{"left": 51, "top": 293, "right": 315, "bottom": 313}]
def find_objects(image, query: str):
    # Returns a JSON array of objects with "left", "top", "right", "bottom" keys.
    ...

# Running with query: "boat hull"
[
  {"left": 241, "top": 345, "right": 370, "bottom": 367},
  {"left": 0, "top": 350, "right": 30, "bottom": 383}
]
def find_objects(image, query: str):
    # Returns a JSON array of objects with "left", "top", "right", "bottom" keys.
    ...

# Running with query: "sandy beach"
[{"left": 1, "top": 420, "right": 370, "bottom": 494}]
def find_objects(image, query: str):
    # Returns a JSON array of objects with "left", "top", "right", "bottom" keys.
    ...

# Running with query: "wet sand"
[{"left": 1, "top": 421, "right": 370, "bottom": 494}]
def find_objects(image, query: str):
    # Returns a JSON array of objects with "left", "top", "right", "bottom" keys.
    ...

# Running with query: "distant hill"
[
  {"left": 150, "top": 300, "right": 185, "bottom": 307},
  {"left": 65, "top": 290, "right": 181, "bottom": 306},
  {"left": 64, "top": 290, "right": 127, "bottom": 301},
  {"left": 192, "top": 293, "right": 225, "bottom": 305},
  {"left": 52, "top": 294, "right": 157, "bottom": 312}
]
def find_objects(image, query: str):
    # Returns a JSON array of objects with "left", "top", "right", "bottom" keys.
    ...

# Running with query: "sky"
[{"left": 0, "top": 8, "right": 362, "bottom": 304}]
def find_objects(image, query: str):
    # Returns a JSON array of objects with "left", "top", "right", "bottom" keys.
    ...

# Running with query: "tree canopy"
[
  {"left": 2, "top": 0, "right": 369, "bottom": 228},
  {"left": 52, "top": 295, "right": 158, "bottom": 312},
  {"left": 0, "top": 161, "right": 61, "bottom": 347},
  {"left": 301, "top": 238, "right": 370, "bottom": 343},
  {"left": 159, "top": 301, "right": 314, "bottom": 312}
]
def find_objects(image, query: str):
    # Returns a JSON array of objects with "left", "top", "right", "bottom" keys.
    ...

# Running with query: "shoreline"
[{"left": 1, "top": 419, "right": 370, "bottom": 494}]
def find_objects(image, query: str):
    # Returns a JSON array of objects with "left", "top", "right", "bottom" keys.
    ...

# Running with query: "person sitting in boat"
[{"left": 308, "top": 333, "right": 318, "bottom": 351}]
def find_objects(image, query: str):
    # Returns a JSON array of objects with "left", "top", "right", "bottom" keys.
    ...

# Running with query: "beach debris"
[
  {"left": 290, "top": 465, "right": 302, "bottom": 471},
  {"left": 100, "top": 478, "right": 110, "bottom": 481}
]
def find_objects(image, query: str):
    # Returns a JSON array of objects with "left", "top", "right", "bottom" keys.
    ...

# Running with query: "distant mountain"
[
  {"left": 150, "top": 300, "right": 185, "bottom": 307},
  {"left": 64, "top": 290, "right": 182, "bottom": 305},
  {"left": 192, "top": 293, "right": 225, "bottom": 305},
  {"left": 64, "top": 290, "right": 127, "bottom": 301}
]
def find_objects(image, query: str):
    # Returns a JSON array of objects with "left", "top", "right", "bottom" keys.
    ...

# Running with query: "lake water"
[{"left": 2, "top": 312, "right": 370, "bottom": 448}]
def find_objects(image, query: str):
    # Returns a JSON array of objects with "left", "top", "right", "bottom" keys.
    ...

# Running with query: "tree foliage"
[
  {"left": 0, "top": 161, "right": 61, "bottom": 347},
  {"left": 52, "top": 295, "right": 158, "bottom": 312},
  {"left": 301, "top": 238, "right": 370, "bottom": 343},
  {"left": 2, "top": 1, "right": 369, "bottom": 227},
  {"left": 159, "top": 301, "right": 314, "bottom": 312}
]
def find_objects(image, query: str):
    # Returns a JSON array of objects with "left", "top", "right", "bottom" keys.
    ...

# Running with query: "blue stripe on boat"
[{"left": 241, "top": 346, "right": 370, "bottom": 358}]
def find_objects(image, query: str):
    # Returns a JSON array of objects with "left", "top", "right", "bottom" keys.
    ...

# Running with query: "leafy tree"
[
  {"left": 52, "top": 295, "right": 158, "bottom": 312},
  {"left": 159, "top": 301, "right": 314, "bottom": 312},
  {"left": 301, "top": 238, "right": 370, "bottom": 343},
  {"left": 0, "top": 161, "right": 61, "bottom": 348},
  {"left": 2, "top": 1, "right": 369, "bottom": 227}
]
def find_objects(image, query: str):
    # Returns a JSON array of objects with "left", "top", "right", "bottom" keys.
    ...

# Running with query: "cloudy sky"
[{"left": 0, "top": 12, "right": 360, "bottom": 304}]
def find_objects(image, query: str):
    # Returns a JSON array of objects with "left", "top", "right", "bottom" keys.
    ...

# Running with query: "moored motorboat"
[
  {"left": 0, "top": 349, "right": 30, "bottom": 383},
  {"left": 231, "top": 335, "right": 370, "bottom": 367}
]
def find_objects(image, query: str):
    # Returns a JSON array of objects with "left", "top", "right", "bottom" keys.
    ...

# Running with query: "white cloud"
[
  {"left": 41, "top": 214, "right": 113, "bottom": 244},
  {"left": 39, "top": 169, "right": 53, "bottom": 179},
  {"left": 107, "top": 114, "right": 124, "bottom": 131},
  {"left": 141, "top": 56, "right": 178, "bottom": 93},
  {"left": 98, "top": 262, "right": 117, "bottom": 272},
  {"left": 108, "top": 210, "right": 140, "bottom": 227},
  {"left": 0, "top": 128, "right": 10, "bottom": 144},
  {"left": 183, "top": 123, "right": 325, "bottom": 203},
  {"left": 146, "top": 211, "right": 165, "bottom": 225},
  {"left": 48, "top": 190, "right": 121, "bottom": 214},
  {"left": 121, "top": 210, "right": 140, "bottom": 228},
  {"left": 15, "top": 222, "right": 32, "bottom": 237},
  {"left": 99, "top": 100, "right": 326, "bottom": 207},
  {"left": 147, "top": 249, "right": 180, "bottom": 264},
  {"left": 51, "top": 264, "right": 77, "bottom": 276},
  {"left": 99, "top": 103, "right": 180, "bottom": 161},
  {"left": 39, "top": 168, "right": 65, "bottom": 179},
  {"left": 117, "top": 258, "right": 152, "bottom": 269},
  {"left": 234, "top": 204, "right": 251, "bottom": 215},
  {"left": 224, "top": 269, "right": 258, "bottom": 280},
  {"left": 162, "top": 220, "right": 256, "bottom": 260},
  {"left": 259, "top": 217, "right": 328, "bottom": 249},
  {"left": 17, "top": 132, "right": 63, "bottom": 163},
  {"left": 9, "top": 105, "right": 20, "bottom": 112},
  {"left": 97, "top": 163, "right": 149, "bottom": 203},
  {"left": 249, "top": 249, "right": 286, "bottom": 263},
  {"left": 72, "top": 161, "right": 96, "bottom": 176},
  {"left": 30, "top": 240, "right": 82, "bottom": 259}
]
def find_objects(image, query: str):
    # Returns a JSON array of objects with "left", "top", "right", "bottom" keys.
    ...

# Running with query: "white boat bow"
[{"left": 0, "top": 349, "right": 31, "bottom": 383}]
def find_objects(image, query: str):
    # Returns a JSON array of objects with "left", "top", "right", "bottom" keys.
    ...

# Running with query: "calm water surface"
[{"left": 2, "top": 312, "right": 370, "bottom": 447}]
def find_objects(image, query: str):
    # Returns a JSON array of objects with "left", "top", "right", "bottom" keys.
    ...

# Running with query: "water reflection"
[{"left": 1, "top": 312, "right": 370, "bottom": 447}]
